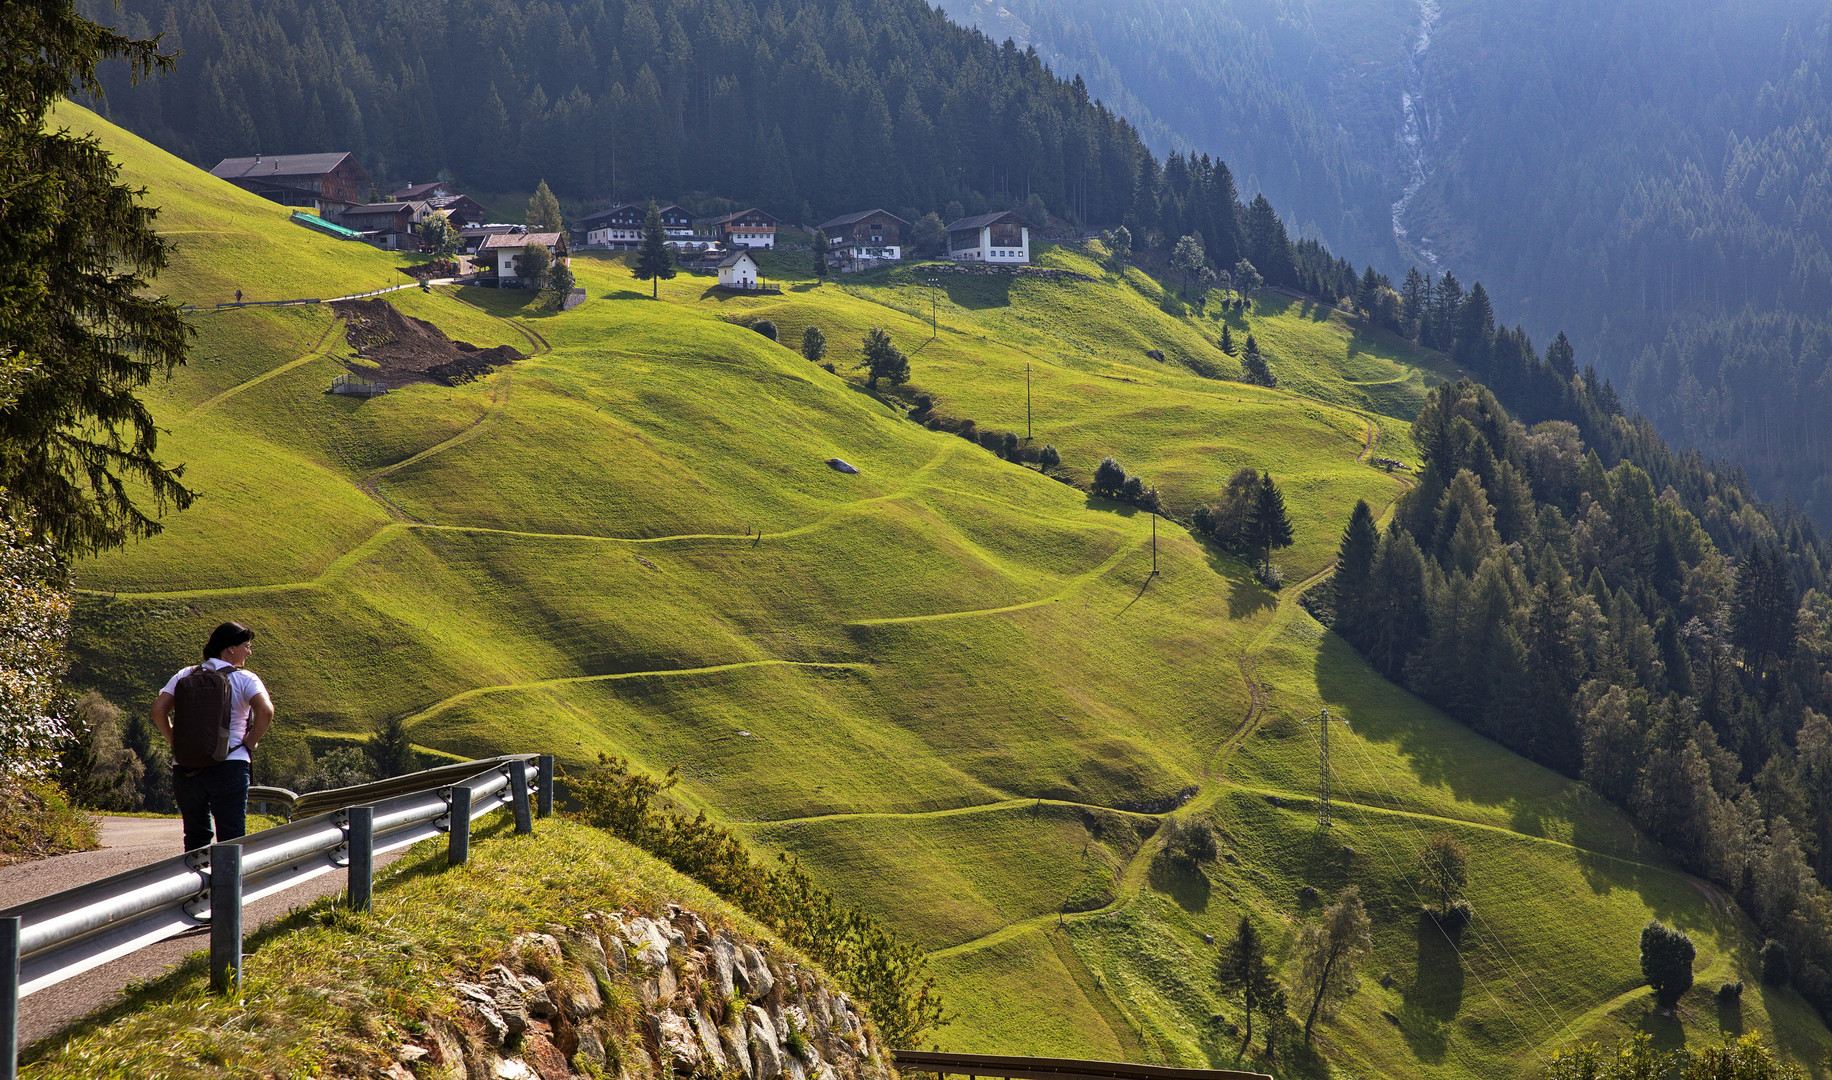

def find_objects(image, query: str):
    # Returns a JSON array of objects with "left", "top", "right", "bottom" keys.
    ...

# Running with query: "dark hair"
[{"left": 203, "top": 621, "right": 254, "bottom": 660}]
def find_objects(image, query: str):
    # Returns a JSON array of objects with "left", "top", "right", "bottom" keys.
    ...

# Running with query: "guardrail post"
[
  {"left": 3, "top": 915, "right": 20, "bottom": 1080},
  {"left": 537, "top": 754, "right": 554, "bottom": 818},
  {"left": 509, "top": 764, "right": 533, "bottom": 835},
  {"left": 348, "top": 806, "right": 374, "bottom": 912},
  {"left": 448, "top": 785, "right": 471, "bottom": 866},
  {"left": 209, "top": 844, "right": 243, "bottom": 995}
]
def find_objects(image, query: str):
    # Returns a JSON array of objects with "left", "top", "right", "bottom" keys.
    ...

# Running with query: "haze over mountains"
[{"left": 940, "top": 0, "right": 1832, "bottom": 521}]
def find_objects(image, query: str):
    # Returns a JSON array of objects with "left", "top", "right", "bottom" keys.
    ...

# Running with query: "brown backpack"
[{"left": 171, "top": 664, "right": 239, "bottom": 769}]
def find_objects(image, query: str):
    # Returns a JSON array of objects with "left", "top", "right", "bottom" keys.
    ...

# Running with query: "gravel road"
[{"left": 0, "top": 815, "right": 402, "bottom": 1049}]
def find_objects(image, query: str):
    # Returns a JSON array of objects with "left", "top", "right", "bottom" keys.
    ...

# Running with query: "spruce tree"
[
  {"left": 1241, "top": 334, "right": 1275, "bottom": 386},
  {"left": 1547, "top": 330, "right": 1577, "bottom": 381},
  {"left": 0, "top": 0, "right": 196, "bottom": 555},
  {"left": 366, "top": 715, "right": 417, "bottom": 778},
  {"left": 1333, "top": 500, "right": 1379, "bottom": 643},
  {"left": 526, "top": 179, "right": 563, "bottom": 232},
  {"left": 633, "top": 200, "right": 676, "bottom": 298},
  {"left": 1250, "top": 472, "right": 1295, "bottom": 574},
  {"left": 1215, "top": 916, "right": 1280, "bottom": 1058},
  {"left": 812, "top": 229, "right": 831, "bottom": 281},
  {"left": 1219, "top": 324, "right": 1235, "bottom": 355}
]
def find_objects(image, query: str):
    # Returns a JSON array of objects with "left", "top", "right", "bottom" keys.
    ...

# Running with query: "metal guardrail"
[
  {"left": 249, "top": 753, "right": 544, "bottom": 821},
  {"left": 0, "top": 754, "right": 555, "bottom": 1077},
  {"left": 892, "top": 1051, "right": 1272, "bottom": 1080}
]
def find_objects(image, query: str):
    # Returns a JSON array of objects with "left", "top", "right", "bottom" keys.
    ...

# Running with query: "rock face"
[{"left": 401, "top": 904, "right": 891, "bottom": 1080}]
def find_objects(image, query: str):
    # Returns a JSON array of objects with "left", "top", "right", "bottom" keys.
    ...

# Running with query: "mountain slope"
[{"left": 62, "top": 104, "right": 1832, "bottom": 1078}]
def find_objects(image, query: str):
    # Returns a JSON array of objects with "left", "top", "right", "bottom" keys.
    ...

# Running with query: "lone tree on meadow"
[
  {"left": 1296, "top": 885, "right": 1372, "bottom": 1044},
  {"left": 859, "top": 327, "right": 909, "bottom": 388},
  {"left": 1219, "top": 323, "right": 1235, "bottom": 355},
  {"left": 1249, "top": 471, "right": 1295, "bottom": 574},
  {"left": 526, "top": 179, "right": 563, "bottom": 232},
  {"left": 1233, "top": 259, "right": 1263, "bottom": 299},
  {"left": 801, "top": 325, "right": 827, "bottom": 364},
  {"left": 1640, "top": 920, "right": 1696, "bottom": 1010},
  {"left": 1216, "top": 915, "right": 1282, "bottom": 1059},
  {"left": 633, "top": 201, "right": 676, "bottom": 298},
  {"left": 1419, "top": 831, "right": 1470, "bottom": 921}
]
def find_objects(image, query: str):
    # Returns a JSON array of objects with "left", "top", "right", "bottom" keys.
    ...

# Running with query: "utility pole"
[
  {"left": 1302, "top": 707, "right": 1349, "bottom": 827},
  {"left": 1150, "top": 488, "right": 1160, "bottom": 576},
  {"left": 928, "top": 277, "right": 939, "bottom": 341},
  {"left": 1025, "top": 361, "right": 1033, "bottom": 440}
]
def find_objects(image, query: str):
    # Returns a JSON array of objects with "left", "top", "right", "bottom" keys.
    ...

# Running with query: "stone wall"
[{"left": 394, "top": 904, "right": 893, "bottom": 1080}]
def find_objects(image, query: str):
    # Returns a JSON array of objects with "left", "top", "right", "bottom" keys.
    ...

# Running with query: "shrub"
[
  {"left": 909, "top": 392, "right": 933, "bottom": 415},
  {"left": 1761, "top": 940, "right": 1790, "bottom": 985},
  {"left": 295, "top": 745, "right": 375, "bottom": 793},
  {"left": 59, "top": 691, "right": 144, "bottom": 811},
  {"left": 1717, "top": 981, "right": 1744, "bottom": 1002},
  {"left": 1122, "top": 475, "right": 1146, "bottom": 503},
  {"left": 751, "top": 319, "right": 778, "bottom": 342},
  {"left": 1160, "top": 817, "right": 1218, "bottom": 866},
  {"left": 1002, "top": 431, "right": 1020, "bottom": 461},
  {"left": 1093, "top": 457, "right": 1127, "bottom": 496},
  {"left": 1038, "top": 444, "right": 1060, "bottom": 472},
  {"left": 1256, "top": 563, "right": 1284, "bottom": 590},
  {"left": 959, "top": 420, "right": 978, "bottom": 442}
]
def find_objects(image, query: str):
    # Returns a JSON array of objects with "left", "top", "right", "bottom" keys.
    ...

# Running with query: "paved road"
[{"left": 0, "top": 815, "right": 400, "bottom": 1048}]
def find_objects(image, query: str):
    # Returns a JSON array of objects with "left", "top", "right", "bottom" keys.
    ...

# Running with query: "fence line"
[
  {"left": 0, "top": 753, "right": 553, "bottom": 1077},
  {"left": 177, "top": 274, "right": 483, "bottom": 313}
]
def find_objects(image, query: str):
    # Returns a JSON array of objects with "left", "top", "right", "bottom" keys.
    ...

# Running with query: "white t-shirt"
[{"left": 160, "top": 658, "right": 268, "bottom": 764}]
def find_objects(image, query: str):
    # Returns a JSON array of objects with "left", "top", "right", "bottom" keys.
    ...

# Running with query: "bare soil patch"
[{"left": 331, "top": 298, "right": 523, "bottom": 386}]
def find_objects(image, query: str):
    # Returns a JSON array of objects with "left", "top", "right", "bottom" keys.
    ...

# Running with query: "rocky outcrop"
[{"left": 392, "top": 904, "right": 891, "bottom": 1080}]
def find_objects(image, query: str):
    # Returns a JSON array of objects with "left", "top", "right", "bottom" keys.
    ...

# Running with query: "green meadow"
[{"left": 59, "top": 104, "right": 1832, "bottom": 1077}]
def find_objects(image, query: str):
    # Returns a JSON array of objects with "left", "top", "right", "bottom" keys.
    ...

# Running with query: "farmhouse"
[
  {"left": 577, "top": 204, "right": 693, "bottom": 249},
  {"left": 708, "top": 208, "right": 779, "bottom": 249},
  {"left": 480, "top": 232, "right": 569, "bottom": 284},
  {"left": 210, "top": 151, "right": 369, "bottom": 216},
  {"left": 717, "top": 249, "right": 762, "bottom": 289},
  {"left": 946, "top": 210, "right": 1030, "bottom": 264},
  {"left": 818, "top": 209, "right": 908, "bottom": 269},
  {"left": 337, "top": 201, "right": 430, "bottom": 249}
]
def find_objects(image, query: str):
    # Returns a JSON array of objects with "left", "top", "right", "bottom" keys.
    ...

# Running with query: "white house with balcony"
[{"left": 946, "top": 210, "right": 1030, "bottom": 264}]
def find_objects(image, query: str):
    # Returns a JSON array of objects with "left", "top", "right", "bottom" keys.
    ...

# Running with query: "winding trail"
[
  {"left": 187, "top": 319, "right": 342, "bottom": 417},
  {"left": 399, "top": 660, "right": 869, "bottom": 728}
]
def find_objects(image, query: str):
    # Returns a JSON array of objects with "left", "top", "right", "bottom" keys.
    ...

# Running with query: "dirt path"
[{"left": 0, "top": 817, "right": 409, "bottom": 1050}]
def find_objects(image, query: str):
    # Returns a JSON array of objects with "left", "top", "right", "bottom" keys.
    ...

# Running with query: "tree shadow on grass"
[
  {"left": 1397, "top": 911, "right": 1464, "bottom": 1064},
  {"left": 943, "top": 274, "right": 1012, "bottom": 310},
  {"left": 602, "top": 288, "right": 652, "bottom": 301},
  {"left": 1717, "top": 994, "right": 1744, "bottom": 1036},
  {"left": 1146, "top": 852, "right": 1211, "bottom": 912},
  {"left": 1636, "top": 1001, "right": 1687, "bottom": 1053}
]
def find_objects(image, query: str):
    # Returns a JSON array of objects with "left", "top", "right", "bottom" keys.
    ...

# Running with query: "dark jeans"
[{"left": 174, "top": 759, "right": 251, "bottom": 852}]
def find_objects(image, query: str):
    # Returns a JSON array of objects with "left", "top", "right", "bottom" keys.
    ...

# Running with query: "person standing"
[
  {"left": 234, "top": 288, "right": 243, "bottom": 303},
  {"left": 151, "top": 622, "right": 275, "bottom": 852}
]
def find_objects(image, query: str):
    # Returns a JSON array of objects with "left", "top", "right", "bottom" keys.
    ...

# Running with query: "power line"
[{"left": 1301, "top": 707, "right": 1349, "bottom": 826}]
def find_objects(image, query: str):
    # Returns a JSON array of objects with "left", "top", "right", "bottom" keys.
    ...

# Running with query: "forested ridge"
[
  {"left": 1329, "top": 373, "right": 1832, "bottom": 1024},
  {"left": 942, "top": 0, "right": 1832, "bottom": 526}
]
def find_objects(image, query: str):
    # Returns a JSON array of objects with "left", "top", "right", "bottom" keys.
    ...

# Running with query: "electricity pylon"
[{"left": 1302, "top": 706, "right": 1350, "bottom": 827}]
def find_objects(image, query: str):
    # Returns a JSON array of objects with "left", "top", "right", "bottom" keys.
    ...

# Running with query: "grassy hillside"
[{"left": 59, "top": 103, "right": 1832, "bottom": 1078}]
